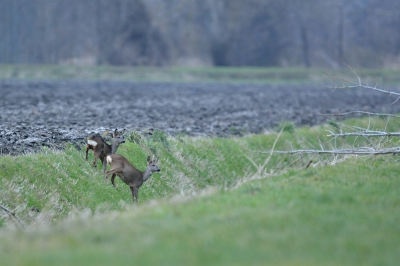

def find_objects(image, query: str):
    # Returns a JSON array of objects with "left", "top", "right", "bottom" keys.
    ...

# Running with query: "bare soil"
[{"left": 1, "top": 80, "right": 399, "bottom": 155}]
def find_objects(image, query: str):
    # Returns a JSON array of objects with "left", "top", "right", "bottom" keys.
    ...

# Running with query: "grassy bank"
[
  {"left": 1, "top": 118, "right": 400, "bottom": 265},
  {"left": 1, "top": 64, "right": 400, "bottom": 84}
]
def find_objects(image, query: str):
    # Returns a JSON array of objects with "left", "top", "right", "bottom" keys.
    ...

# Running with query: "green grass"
[
  {"left": 1, "top": 118, "right": 400, "bottom": 265},
  {"left": 1, "top": 159, "right": 399, "bottom": 266},
  {"left": 1, "top": 64, "right": 400, "bottom": 84}
]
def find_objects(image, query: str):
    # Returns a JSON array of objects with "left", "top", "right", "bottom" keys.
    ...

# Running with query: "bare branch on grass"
[
  {"left": 327, "top": 130, "right": 400, "bottom": 138},
  {"left": 250, "top": 146, "right": 400, "bottom": 156},
  {"left": 244, "top": 126, "right": 284, "bottom": 176},
  {"left": 245, "top": 68, "right": 400, "bottom": 172},
  {"left": 320, "top": 111, "right": 400, "bottom": 119},
  {"left": 328, "top": 64, "right": 400, "bottom": 98},
  {"left": 0, "top": 204, "right": 25, "bottom": 229},
  {"left": 234, "top": 126, "right": 285, "bottom": 189}
]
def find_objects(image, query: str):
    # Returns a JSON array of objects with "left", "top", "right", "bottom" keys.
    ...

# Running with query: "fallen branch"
[
  {"left": 0, "top": 204, "right": 25, "bottom": 229},
  {"left": 250, "top": 146, "right": 400, "bottom": 156},
  {"left": 327, "top": 131, "right": 400, "bottom": 138},
  {"left": 319, "top": 111, "right": 400, "bottom": 119}
]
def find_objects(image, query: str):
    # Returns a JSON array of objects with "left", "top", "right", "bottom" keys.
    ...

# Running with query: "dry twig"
[
  {"left": 0, "top": 204, "right": 25, "bottom": 229},
  {"left": 250, "top": 147, "right": 400, "bottom": 156}
]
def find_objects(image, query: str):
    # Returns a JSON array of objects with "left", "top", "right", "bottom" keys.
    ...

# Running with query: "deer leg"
[
  {"left": 111, "top": 174, "right": 117, "bottom": 188},
  {"left": 105, "top": 173, "right": 116, "bottom": 186},
  {"left": 93, "top": 152, "right": 100, "bottom": 167},
  {"left": 105, "top": 168, "right": 122, "bottom": 182},
  {"left": 130, "top": 187, "right": 139, "bottom": 204},
  {"left": 102, "top": 157, "right": 108, "bottom": 173},
  {"left": 105, "top": 170, "right": 111, "bottom": 182},
  {"left": 104, "top": 171, "right": 109, "bottom": 182},
  {"left": 85, "top": 145, "right": 90, "bottom": 160}
]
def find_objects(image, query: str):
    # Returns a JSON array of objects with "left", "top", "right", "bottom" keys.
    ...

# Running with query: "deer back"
[
  {"left": 88, "top": 129, "right": 125, "bottom": 157},
  {"left": 87, "top": 133, "right": 107, "bottom": 151},
  {"left": 107, "top": 154, "right": 144, "bottom": 187}
]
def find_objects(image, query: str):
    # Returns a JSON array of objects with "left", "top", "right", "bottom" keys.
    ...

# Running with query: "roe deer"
[
  {"left": 86, "top": 128, "right": 125, "bottom": 172},
  {"left": 105, "top": 155, "right": 160, "bottom": 203}
]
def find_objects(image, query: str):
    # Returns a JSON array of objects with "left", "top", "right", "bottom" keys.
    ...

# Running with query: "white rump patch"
[
  {"left": 87, "top": 140, "right": 98, "bottom": 146},
  {"left": 106, "top": 156, "right": 112, "bottom": 164}
]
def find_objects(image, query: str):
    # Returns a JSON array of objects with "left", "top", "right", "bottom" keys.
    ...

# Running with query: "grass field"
[
  {"left": 1, "top": 64, "right": 400, "bottom": 84},
  {"left": 1, "top": 117, "right": 400, "bottom": 265}
]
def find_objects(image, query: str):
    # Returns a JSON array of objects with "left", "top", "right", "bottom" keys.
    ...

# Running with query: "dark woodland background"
[{"left": 1, "top": 0, "right": 400, "bottom": 68}]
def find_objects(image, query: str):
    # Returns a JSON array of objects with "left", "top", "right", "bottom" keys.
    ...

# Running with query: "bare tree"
[{"left": 2, "top": 0, "right": 400, "bottom": 67}]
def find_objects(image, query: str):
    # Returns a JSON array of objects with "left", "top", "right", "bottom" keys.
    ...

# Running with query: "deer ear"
[
  {"left": 114, "top": 128, "right": 118, "bottom": 137},
  {"left": 147, "top": 156, "right": 151, "bottom": 163}
]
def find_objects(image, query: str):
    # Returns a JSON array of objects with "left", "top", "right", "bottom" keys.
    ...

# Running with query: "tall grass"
[
  {"left": 0, "top": 129, "right": 291, "bottom": 227},
  {"left": 0, "top": 131, "right": 273, "bottom": 226},
  {"left": 1, "top": 116, "right": 398, "bottom": 226}
]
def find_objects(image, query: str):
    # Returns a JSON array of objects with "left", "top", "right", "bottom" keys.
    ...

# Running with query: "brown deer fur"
[
  {"left": 85, "top": 129, "right": 125, "bottom": 172},
  {"left": 105, "top": 155, "right": 160, "bottom": 203}
]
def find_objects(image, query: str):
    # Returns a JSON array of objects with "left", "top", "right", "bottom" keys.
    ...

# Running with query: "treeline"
[{"left": 1, "top": 0, "right": 400, "bottom": 68}]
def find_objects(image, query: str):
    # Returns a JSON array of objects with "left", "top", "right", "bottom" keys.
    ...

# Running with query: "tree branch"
[
  {"left": 326, "top": 131, "right": 400, "bottom": 138},
  {"left": 251, "top": 68, "right": 400, "bottom": 167},
  {"left": 329, "top": 64, "right": 400, "bottom": 97},
  {"left": 0, "top": 204, "right": 25, "bottom": 229},
  {"left": 250, "top": 147, "right": 400, "bottom": 156},
  {"left": 319, "top": 111, "right": 400, "bottom": 119}
]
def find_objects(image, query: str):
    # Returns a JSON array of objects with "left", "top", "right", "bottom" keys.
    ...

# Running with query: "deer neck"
[
  {"left": 142, "top": 167, "right": 153, "bottom": 182},
  {"left": 110, "top": 140, "right": 119, "bottom": 154}
]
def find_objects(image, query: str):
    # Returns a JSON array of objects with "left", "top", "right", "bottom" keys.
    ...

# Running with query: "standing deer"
[
  {"left": 105, "top": 155, "right": 160, "bottom": 203},
  {"left": 86, "top": 129, "right": 125, "bottom": 172}
]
